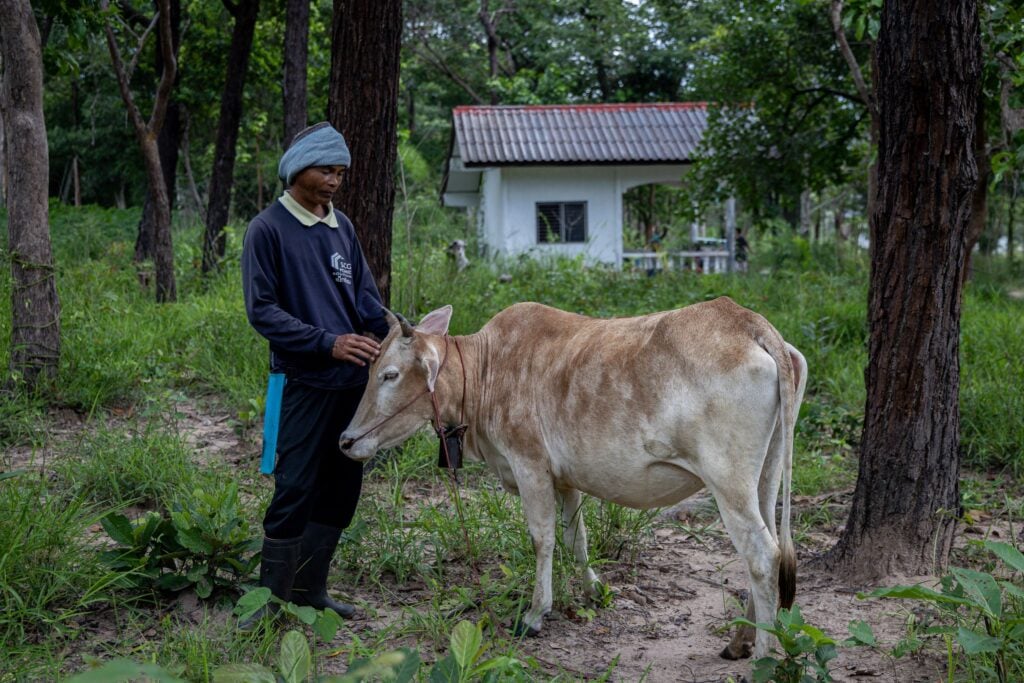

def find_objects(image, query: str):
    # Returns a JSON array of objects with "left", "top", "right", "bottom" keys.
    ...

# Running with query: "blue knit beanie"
[{"left": 278, "top": 122, "right": 351, "bottom": 186}]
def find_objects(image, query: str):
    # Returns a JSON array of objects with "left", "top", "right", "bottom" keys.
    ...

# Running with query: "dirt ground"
[
  {"left": 7, "top": 403, "right": 951, "bottom": 682},
  {"left": 340, "top": 494, "right": 948, "bottom": 683}
]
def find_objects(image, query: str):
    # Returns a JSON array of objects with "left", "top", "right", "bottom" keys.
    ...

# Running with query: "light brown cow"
[{"left": 340, "top": 298, "right": 807, "bottom": 659}]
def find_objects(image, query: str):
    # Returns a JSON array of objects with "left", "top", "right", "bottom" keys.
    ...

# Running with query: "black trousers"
[{"left": 262, "top": 381, "right": 365, "bottom": 539}]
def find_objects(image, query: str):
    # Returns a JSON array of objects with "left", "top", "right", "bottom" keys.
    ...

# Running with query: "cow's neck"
[{"left": 431, "top": 333, "right": 483, "bottom": 434}]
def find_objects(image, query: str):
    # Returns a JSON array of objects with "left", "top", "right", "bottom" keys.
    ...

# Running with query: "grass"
[{"left": 0, "top": 204, "right": 1022, "bottom": 680}]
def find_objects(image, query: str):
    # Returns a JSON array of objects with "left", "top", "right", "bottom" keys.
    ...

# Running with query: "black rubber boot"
[
  {"left": 291, "top": 522, "right": 355, "bottom": 618},
  {"left": 239, "top": 536, "right": 301, "bottom": 631}
]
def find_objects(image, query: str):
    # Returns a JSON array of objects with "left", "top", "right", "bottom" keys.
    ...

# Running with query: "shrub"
[{"left": 100, "top": 483, "right": 260, "bottom": 599}]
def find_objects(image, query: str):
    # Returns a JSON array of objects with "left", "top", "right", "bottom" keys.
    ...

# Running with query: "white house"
[{"left": 441, "top": 102, "right": 733, "bottom": 270}]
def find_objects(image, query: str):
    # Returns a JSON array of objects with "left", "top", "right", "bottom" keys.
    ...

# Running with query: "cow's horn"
[
  {"left": 395, "top": 312, "right": 415, "bottom": 338},
  {"left": 384, "top": 308, "right": 400, "bottom": 331}
]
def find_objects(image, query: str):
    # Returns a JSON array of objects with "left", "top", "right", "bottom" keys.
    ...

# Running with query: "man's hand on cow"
[{"left": 332, "top": 334, "right": 381, "bottom": 366}]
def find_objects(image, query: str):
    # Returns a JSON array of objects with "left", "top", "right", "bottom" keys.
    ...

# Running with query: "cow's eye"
[{"left": 381, "top": 369, "right": 399, "bottom": 382}]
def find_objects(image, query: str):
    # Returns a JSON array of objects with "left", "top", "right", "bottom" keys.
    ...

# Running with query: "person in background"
[
  {"left": 240, "top": 122, "right": 389, "bottom": 628},
  {"left": 735, "top": 227, "right": 750, "bottom": 273}
]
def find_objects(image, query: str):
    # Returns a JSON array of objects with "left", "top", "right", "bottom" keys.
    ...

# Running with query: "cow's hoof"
[
  {"left": 719, "top": 642, "right": 753, "bottom": 660},
  {"left": 512, "top": 618, "right": 541, "bottom": 638}
]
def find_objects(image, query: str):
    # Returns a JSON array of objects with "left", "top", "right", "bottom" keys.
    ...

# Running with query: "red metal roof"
[{"left": 452, "top": 103, "right": 708, "bottom": 166}]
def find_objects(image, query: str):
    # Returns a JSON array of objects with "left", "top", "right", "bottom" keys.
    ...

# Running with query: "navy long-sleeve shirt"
[{"left": 242, "top": 198, "right": 390, "bottom": 389}]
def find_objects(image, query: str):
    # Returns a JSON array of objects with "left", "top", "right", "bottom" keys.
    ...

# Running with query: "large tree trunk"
[
  {"left": 0, "top": 0, "right": 61, "bottom": 389},
  {"left": 826, "top": 0, "right": 980, "bottom": 580},
  {"left": 202, "top": 0, "right": 259, "bottom": 274},
  {"left": 282, "top": 0, "right": 309, "bottom": 147},
  {"left": 328, "top": 0, "right": 401, "bottom": 306},
  {"left": 136, "top": 0, "right": 182, "bottom": 263}
]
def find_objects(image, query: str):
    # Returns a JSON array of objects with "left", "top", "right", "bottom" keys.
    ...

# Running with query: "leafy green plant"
[
  {"left": 429, "top": 620, "right": 523, "bottom": 683},
  {"left": 66, "top": 659, "right": 185, "bottom": 683},
  {"left": 735, "top": 604, "right": 847, "bottom": 683},
  {"left": 100, "top": 483, "right": 259, "bottom": 598},
  {"left": 867, "top": 540, "right": 1024, "bottom": 682}
]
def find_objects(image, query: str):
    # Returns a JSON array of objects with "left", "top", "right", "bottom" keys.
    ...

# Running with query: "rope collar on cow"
[
  {"left": 435, "top": 336, "right": 468, "bottom": 473},
  {"left": 343, "top": 334, "right": 468, "bottom": 473}
]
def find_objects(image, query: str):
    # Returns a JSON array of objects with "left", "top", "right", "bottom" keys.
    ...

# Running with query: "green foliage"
[
  {"left": 0, "top": 473, "right": 111, "bottom": 674},
  {"left": 431, "top": 620, "right": 524, "bottom": 682},
  {"left": 867, "top": 540, "right": 1024, "bottom": 681},
  {"left": 736, "top": 604, "right": 879, "bottom": 683},
  {"left": 100, "top": 484, "right": 259, "bottom": 599},
  {"left": 687, "top": 0, "right": 865, "bottom": 219},
  {"left": 66, "top": 658, "right": 185, "bottom": 683},
  {"left": 0, "top": 391, "right": 47, "bottom": 450},
  {"left": 960, "top": 295, "right": 1024, "bottom": 470},
  {"left": 55, "top": 423, "right": 198, "bottom": 508}
]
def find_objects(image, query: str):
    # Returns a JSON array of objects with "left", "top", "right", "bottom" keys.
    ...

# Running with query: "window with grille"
[{"left": 536, "top": 202, "right": 587, "bottom": 243}]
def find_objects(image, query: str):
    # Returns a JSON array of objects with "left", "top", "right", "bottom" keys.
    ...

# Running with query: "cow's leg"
[
  {"left": 712, "top": 495, "right": 781, "bottom": 660},
  {"left": 721, "top": 416, "right": 786, "bottom": 658},
  {"left": 723, "top": 597, "right": 757, "bottom": 660},
  {"left": 556, "top": 488, "right": 601, "bottom": 601},
  {"left": 514, "top": 471, "right": 558, "bottom": 637}
]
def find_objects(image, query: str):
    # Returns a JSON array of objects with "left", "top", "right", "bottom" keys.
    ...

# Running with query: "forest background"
[{"left": 1, "top": 0, "right": 1023, "bottom": 681}]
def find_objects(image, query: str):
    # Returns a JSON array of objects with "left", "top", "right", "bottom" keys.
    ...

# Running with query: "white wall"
[{"left": 477, "top": 164, "right": 689, "bottom": 266}]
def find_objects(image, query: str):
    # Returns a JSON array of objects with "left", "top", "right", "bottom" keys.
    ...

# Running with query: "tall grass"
[
  {"left": 54, "top": 422, "right": 202, "bottom": 509},
  {"left": 0, "top": 472, "right": 114, "bottom": 677}
]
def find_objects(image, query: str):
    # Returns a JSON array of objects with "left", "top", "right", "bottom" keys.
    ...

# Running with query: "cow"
[{"left": 340, "top": 298, "right": 808, "bottom": 659}]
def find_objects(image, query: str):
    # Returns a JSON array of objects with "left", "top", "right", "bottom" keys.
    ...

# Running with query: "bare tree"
[
  {"left": 134, "top": 0, "right": 182, "bottom": 265},
  {"left": 0, "top": 0, "right": 61, "bottom": 388},
  {"left": 826, "top": 0, "right": 981, "bottom": 579},
  {"left": 102, "top": 0, "right": 178, "bottom": 302},
  {"left": 283, "top": 0, "right": 310, "bottom": 147},
  {"left": 328, "top": 0, "right": 402, "bottom": 305},
  {"left": 201, "top": 0, "right": 260, "bottom": 274}
]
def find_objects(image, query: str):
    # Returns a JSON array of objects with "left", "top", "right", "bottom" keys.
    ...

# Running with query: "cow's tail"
[
  {"left": 761, "top": 335, "right": 806, "bottom": 610},
  {"left": 779, "top": 342, "right": 806, "bottom": 609}
]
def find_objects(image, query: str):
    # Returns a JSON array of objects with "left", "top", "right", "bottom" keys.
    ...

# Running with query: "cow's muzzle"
[{"left": 339, "top": 432, "right": 376, "bottom": 461}]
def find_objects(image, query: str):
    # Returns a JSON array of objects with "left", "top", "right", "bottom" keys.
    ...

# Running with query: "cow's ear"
[
  {"left": 416, "top": 305, "right": 453, "bottom": 336},
  {"left": 422, "top": 346, "right": 441, "bottom": 392}
]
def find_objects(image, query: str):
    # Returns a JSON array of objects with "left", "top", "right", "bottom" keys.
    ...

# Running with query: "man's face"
[{"left": 291, "top": 165, "right": 346, "bottom": 209}]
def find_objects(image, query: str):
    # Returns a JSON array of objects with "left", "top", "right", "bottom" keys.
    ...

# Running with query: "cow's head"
[{"left": 339, "top": 305, "right": 453, "bottom": 460}]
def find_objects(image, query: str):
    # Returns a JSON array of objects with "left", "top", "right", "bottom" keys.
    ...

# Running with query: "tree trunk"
[
  {"left": 962, "top": 97, "right": 989, "bottom": 284},
  {"left": 1009, "top": 172, "right": 1017, "bottom": 264},
  {"left": 136, "top": 100, "right": 181, "bottom": 263},
  {"left": 0, "top": 96, "right": 6, "bottom": 205},
  {"left": 478, "top": 1, "right": 503, "bottom": 105},
  {"left": 282, "top": 0, "right": 309, "bottom": 147},
  {"left": 103, "top": 0, "right": 178, "bottom": 302},
  {"left": 825, "top": 0, "right": 980, "bottom": 580},
  {"left": 328, "top": 0, "right": 401, "bottom": 306},
  {"left": 202, "top": 0, "right": 259, "bottom": 274},
  {"left": 136, "top": 0, "right": 181, "bottom": 263},
  {"left": 0, "top": 0, "right": 62, "bottom": 389}
]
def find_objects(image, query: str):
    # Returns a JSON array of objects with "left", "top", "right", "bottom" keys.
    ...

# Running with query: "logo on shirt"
[{"left": 330, "top": 252, "right": 353, "bottom": 285}]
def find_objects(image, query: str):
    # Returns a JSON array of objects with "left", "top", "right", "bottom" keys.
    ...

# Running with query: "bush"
[{"left": 100, "top": 483, "right": 260, "bottom": 599}]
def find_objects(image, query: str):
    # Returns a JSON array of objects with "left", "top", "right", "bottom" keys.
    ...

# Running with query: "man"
[
  {"left": 735, "top": 227, "right": 750, "bottom": 273},
  {"left": 241, "top": 122, "right": 389, "bottom": 628}
]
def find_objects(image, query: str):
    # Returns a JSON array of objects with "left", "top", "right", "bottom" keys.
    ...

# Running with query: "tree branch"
[
  {"left": 998, "top": 55, "right": 1024, "bottom": 138},
  {"left": 792, "top": 86, "right": 864, "bottom": 104},
  {"left": 126, "top": 12, "right": 159, "bottom": 80},
  {"left": 409, "top": 39, "right": 485, "bottom": 105},
  {"left": 148, "top": 0, "right": 176, "bottom": 136},
  {"left": 101, "top": 0, "right": 147, "bottom": 135},
  {"left": 830, "top": 0, "right": 874, "bottom": 115}
]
